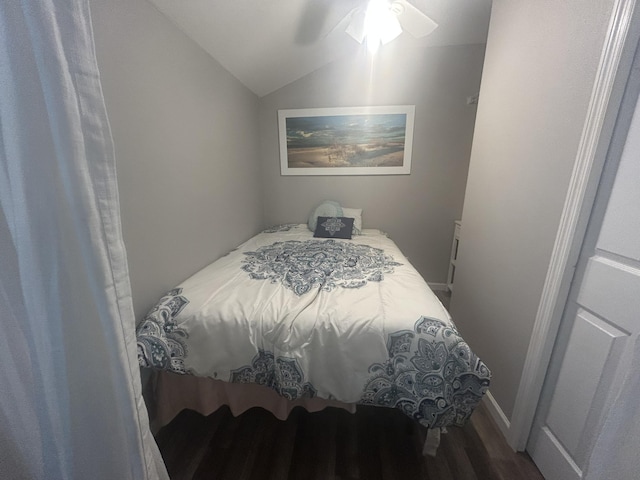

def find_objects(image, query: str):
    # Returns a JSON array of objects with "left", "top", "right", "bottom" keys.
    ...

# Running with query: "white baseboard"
[
  {"left": 483, "top": 390, "right": 512, "bottom": 445},
  {"left": 427, "top": 282, "right": 449, "bottom": 291}
]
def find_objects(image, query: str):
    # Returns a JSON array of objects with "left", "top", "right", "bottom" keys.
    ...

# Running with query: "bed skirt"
[
  {"left": 151, "top": 371, "right": 357, "bottom": 431},
  {"left": 150, "top": 371, "right": 443, "bottom": 455}
]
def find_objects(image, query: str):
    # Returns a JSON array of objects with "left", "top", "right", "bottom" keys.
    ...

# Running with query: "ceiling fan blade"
[
  {"left": 344, "top": 8, "right": 366, "bottom": 43},
  {"left": 295, "top": 1, "right": 333, "bottom": 45},
  {"left": 295, "top": 0, "right": 363, "bottom": 45},
  {"left": 391, "top": 0, "right": 438, "bottom": 38}
]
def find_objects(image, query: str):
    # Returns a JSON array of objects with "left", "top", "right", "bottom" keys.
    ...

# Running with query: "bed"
[{"left": 136, "top": 221, "right": 490, "bottom": 450}]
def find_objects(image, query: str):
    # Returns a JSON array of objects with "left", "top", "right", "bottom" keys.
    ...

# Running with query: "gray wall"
[
  {"left": 450, "top": 0, "right": 617, "bottom": 420},
  {"left": 258, "top": 44, "right": 486, "bottom": 283},
  {"left": 92, "top": 0, "right": 263, "bottom": 319}
]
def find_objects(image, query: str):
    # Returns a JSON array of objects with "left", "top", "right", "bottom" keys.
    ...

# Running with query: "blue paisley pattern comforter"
[{"left": 136, "top": 224, "right": 490, "bottom": 429}]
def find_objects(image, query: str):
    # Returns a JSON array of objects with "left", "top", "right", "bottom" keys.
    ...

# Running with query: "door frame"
[{"left": 507, "top": 0, "right": 639, "bottom": 451}]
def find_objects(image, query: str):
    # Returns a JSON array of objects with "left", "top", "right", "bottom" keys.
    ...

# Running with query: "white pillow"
[
  {"left": 308, "top": 201, "right": 343, "bottom": 231},
  {"left": 342, "top": 207, "right": 362, "bottom": 235}
]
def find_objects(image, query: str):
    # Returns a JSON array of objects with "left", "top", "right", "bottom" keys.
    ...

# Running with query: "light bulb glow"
[{"left": 363, "top": 0, "right": 402, "bottom": 53}]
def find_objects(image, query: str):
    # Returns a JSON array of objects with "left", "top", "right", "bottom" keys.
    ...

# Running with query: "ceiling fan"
[{"left": 343, "top": 0, "right": 438, "bottom": 51}]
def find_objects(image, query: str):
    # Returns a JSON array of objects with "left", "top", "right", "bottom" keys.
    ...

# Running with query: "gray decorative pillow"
[
  {"left": 308, "top": 200, "right": 343, "bottom": 231},
  {"left": 313, "top": 216, "right": 354, "bottom": 239}
]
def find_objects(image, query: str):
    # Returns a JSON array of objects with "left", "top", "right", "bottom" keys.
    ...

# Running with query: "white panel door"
[{"left": 527, "top": 89, "right": 640, "bottom": 479}]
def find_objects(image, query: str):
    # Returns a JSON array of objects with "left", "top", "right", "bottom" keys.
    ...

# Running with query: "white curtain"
[{"left": 0, "top": 0, "right": 168, "bottom": 478}]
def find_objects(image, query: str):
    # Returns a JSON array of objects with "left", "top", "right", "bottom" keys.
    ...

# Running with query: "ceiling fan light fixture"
[
  {"left": 344, "top": 0, "right": 437, "bottom": 53},
  {"left": 364, "top": 0, "right": 402, "bottom": 52},
  {"left": 345, "top": 0, "right": 402, "bottom": 52},
  {"left": 389, "top": 2, "right": 405, "bottom": 16}
]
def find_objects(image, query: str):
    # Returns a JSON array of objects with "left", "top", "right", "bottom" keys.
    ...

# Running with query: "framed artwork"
[{"left": 278, "top": 105, "right": 415, "bottom": 176}]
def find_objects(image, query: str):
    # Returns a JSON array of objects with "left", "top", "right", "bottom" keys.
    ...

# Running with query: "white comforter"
[{"left": 137, "top": 224, "right": 490, "bottom": 428}]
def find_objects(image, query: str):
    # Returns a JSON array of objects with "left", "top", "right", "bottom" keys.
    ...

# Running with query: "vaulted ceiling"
[{"left": 148, "top": 0, "right": 492, "bottom": 97}]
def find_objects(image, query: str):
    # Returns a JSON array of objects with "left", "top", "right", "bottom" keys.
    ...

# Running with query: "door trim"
[
  {"left": 483, "top": 390, "right": 511, "bottom": 439},
  {"left": 507, "top": 0, "right": 638, "bottom": 451}
]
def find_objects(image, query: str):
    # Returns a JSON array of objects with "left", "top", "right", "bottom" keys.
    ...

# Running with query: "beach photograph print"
[{"left": 278, "top": 106, "right": 415, "bottom": 176}]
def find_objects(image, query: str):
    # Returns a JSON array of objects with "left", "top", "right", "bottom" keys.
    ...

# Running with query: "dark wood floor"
[{"left": 155, "top": 401, "right": 544, "bottom": 480}]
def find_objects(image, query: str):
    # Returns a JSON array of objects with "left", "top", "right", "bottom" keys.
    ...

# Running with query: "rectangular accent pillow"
[
  {"left": 342, "top": 207, "right": 362, "bottom": 235},
  {"left": 313, "top": 216, "right": 354, "bottom": 239}
]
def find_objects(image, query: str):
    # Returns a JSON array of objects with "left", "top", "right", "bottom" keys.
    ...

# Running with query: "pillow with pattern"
[{"left": 313, "top": 216, "right": 354, "bottom": 239}]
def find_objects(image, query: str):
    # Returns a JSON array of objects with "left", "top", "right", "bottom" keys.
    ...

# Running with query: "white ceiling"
[{"left": 147, "top": 0, "right": 492, "bottom": 97}]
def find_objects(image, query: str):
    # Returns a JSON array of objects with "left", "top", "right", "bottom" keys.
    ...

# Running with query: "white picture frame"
[{"left": 278, "top": 105, "right": 415, "bottom": 176}]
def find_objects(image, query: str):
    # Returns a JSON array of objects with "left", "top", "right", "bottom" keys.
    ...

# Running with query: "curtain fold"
[{"left": 0, "top": 1, "right": 168, "bottom": 478}]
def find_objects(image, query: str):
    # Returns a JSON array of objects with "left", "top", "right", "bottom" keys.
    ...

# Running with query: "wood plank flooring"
[{"left": 155, "top": 401, "right": 544, "bottom": 480}]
